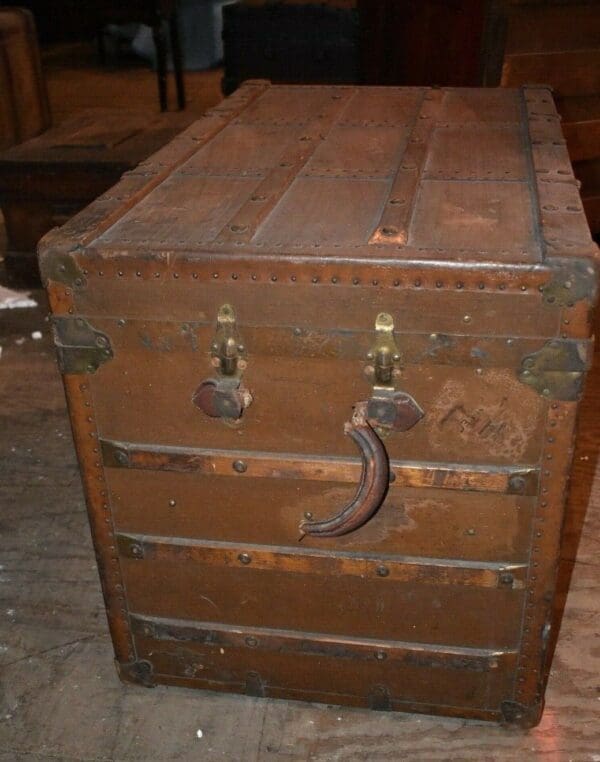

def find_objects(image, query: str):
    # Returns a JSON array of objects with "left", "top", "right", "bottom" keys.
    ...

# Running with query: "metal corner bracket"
[
  {"left": 41, "top": 251, "right": 87, "bottom": 289},
  {"left": 541, "top": 258, "right": 598, "bottom": 308},
  {"left": 117, "top": 658, "right": 155, "bottom": 687},
  {"left": 53, "top": 316, "right": 114, "bottom": 374},
  {"left": 518, "top": 338, "right": 590, "bottom": 401}
]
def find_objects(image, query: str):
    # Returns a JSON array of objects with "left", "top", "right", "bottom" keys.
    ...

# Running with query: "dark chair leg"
[
  {"left": 169, "top": 12, "right": 186, "bottom": 110},
  {"left": 153, "top": 18, "right": 168, "bottom": 111}
]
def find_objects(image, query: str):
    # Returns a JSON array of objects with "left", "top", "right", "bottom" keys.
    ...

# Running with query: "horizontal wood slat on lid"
[{"left": 71, "top": 279, "right": 561, "bottom": 335}]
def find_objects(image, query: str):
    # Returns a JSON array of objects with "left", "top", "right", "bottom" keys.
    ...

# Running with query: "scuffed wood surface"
[{"left": 0, "top": 299, "right": 599, "bottom": 760}]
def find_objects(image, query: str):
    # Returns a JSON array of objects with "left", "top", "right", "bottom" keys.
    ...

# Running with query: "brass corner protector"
[
  {"left": 53, "top": 316, "right": 113, "bottom": 374},
  {"left": 39, "top": 250, "right": 87, "bottom": 289},
  {"left": 518, "top": 338, "right": 590, "bottom": 401},
  {"left": 117, "top": 658, "right": 155, "bottom": 688},
  {"left": 542, "top": 258, "right": 598, "bottom": 308}
]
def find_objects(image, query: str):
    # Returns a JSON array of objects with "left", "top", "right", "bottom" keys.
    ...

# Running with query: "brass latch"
[
  {"left": 192, "top": 304, "right": 252, "bottom": 421},
  {"left": 365, "top": 312, "right": 401, "bottom": 389},
  {"left": 210, "top": 304, "right": 246, "bottom": 378},
  {"left": 364, "top": 312, "right": 423, "bottom": 435}
]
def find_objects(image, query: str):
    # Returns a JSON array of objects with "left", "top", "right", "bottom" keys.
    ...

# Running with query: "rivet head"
[
  {"left": 232, "top": 460, "right": 247, "bottom": 473},
  {"left": 168, "top": 499, "right": 176, "bottom": 507},
  {"left": 499, "top": 572, "right": 514, "bottom": 586},
  {"left": 245, "top": 636, "right": 258, "bottom": 648},
  {"left": 304, "top": 511, "right": 313, "bottom": 520},
  {"left": 375, "top": 651, "right": 387, "bottom": 661},
  {"left": 376, "top": 565, "right": 389, "bottom": 578},
  {"left": 114, "top": 450, "right": 129, "bottom": 465},
  {"left": 463, "top": 315, "right": 472, "bottom": 323},
  {"left": 131, "top": 543, "right": 144, "bottom": 558},
  {"left": 238, "top": 552, "right": 251, "bottom": 565},
  {"left": 509, "top": 475, "right": 526, "bottom": 493}
]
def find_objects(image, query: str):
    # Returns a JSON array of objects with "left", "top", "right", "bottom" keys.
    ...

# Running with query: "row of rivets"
[{"left": 81, "top": 272, "right": 542, "bottom": 292}]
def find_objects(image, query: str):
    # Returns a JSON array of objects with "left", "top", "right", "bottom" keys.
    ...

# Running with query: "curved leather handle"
[{"left": 299, "top": 401, "right": 389, "bottom": 538}]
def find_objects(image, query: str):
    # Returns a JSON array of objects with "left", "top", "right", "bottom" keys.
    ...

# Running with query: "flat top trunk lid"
[{"left": 39, "top": 83, "right": 597, "bottom": 268}]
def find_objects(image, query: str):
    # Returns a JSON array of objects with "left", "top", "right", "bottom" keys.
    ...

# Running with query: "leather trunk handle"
[{"left": 299, "top": 401, "right": 389, "bottom": 538}]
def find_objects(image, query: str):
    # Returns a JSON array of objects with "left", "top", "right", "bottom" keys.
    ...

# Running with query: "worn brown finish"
[
  {"left": 0, "top": 7, "right": 50, "bottom": 150},
  {"left": 0, "top": 108, "right": 194, "bottom": 281},
  {"left": 40, "top": 82, "right": 598, "bottom": 727}
]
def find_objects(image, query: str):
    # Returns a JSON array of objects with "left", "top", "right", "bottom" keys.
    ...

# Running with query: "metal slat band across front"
[
  {"left": 130, "top": 614, "right": 517, "bottom": 670},
  {"left": 101, "top": 439, "right": 539, "bottom": 496},
  {"left": 116, "top": 534, "right": 527, "bottom": 590}
]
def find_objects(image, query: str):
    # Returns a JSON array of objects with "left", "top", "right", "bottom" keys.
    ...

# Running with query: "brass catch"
[
  {"left": 364, "top": 313, "right": 423, "bottom": 435},
  {"left": 365, "top": 312, "right": 401, "bottom": 389},
  {"left": 210, "top": 304, "right": 246, "bottom": 378},
  {"left": 192, "top": 304, "right": 252, "bottom": 421}
]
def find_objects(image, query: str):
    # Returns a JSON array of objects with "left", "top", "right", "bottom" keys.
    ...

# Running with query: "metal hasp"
[
  {"left": 52, "top": 316, "right": 113, "bottom": 374},
  {"left": 364, "top": 312, "right": 423, "bottom": 435},
  {"left": 518, "top": 338, "right": 591, "bottom": 401},
  {"left": 192, "top": 304, "right": 253, "bottom": 420},
  {"left": 211, "top": 303, "right": 245, "bottom": 377}
]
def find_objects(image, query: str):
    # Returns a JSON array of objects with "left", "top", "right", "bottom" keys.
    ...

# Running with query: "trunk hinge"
[{"left": 52, "top": 316, "right": 114, "bottom": 374}]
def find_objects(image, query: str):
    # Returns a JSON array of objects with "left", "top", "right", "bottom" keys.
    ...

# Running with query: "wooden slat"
[
  {"left": 130, "top": 613, "right": 517, "bottom": 670},
  {"left": 116, "top": 533, "right": 527, "bottom": 590},
  {"left": 101, "top": 439, "right": 539, "bottom": 496}
]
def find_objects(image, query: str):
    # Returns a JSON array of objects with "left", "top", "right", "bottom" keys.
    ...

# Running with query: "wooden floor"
[
  {"left": 0, "top": 44, "right": 599, "bottom": 761},
  {"left": 42, "top": 42, "right": 223, "bottom": 122}
]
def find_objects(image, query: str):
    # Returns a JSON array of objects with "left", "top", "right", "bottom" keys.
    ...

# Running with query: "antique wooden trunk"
[{"left": 39, "top": 82, "right": 598, "bottom": 726}]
